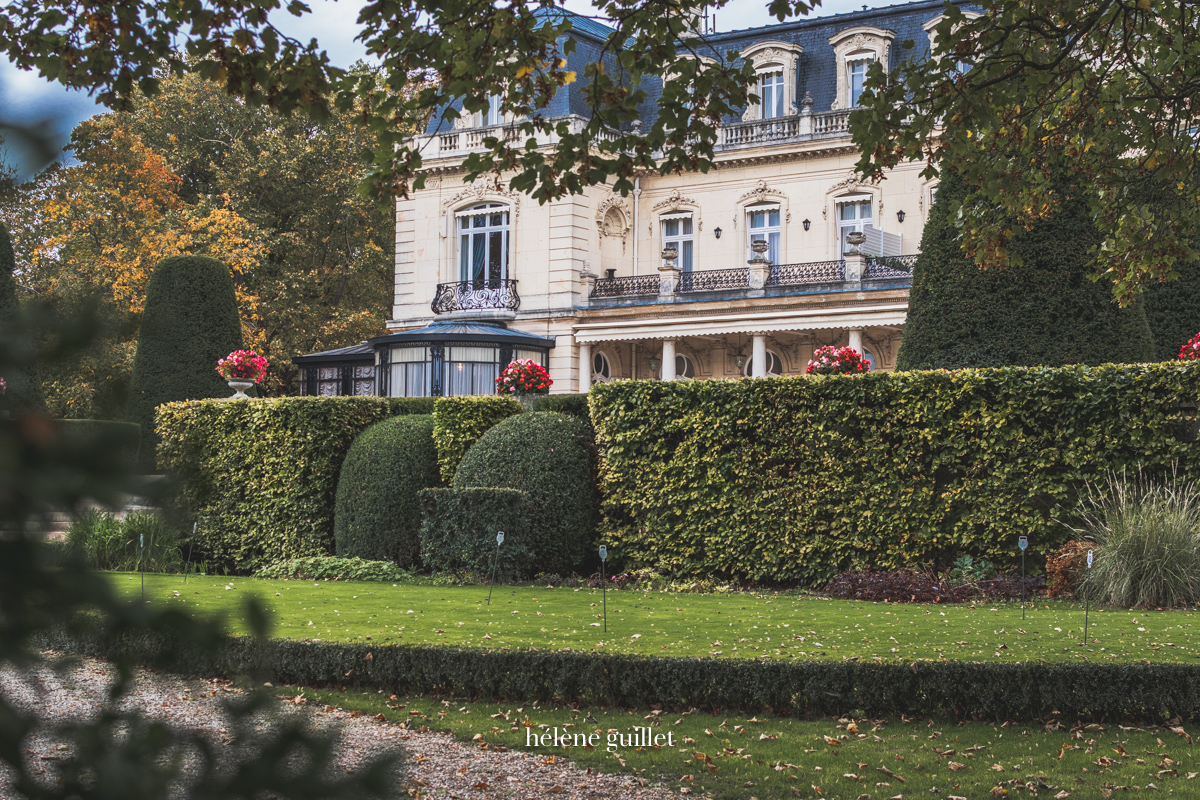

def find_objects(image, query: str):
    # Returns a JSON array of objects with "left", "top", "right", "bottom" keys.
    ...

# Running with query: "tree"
[
  {"left": 0, "top": 222, "right": 46, "bottom": 413},
  {"left": 896, "top": 169, "right": 1155, "bottom": 370},
  {"left": 853, "top": 0, "right": 1200, "bottom": 302},
  {"left": 128, "top": 255, "right": 243, "bottom": 472},
  {"left": 1145, "top": 258, "right": 1200, "bottom": 362}
]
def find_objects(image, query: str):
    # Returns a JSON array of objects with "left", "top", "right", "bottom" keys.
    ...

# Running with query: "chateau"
[{"left": 296, "top": 0, "right": 968, "bottom": 397}]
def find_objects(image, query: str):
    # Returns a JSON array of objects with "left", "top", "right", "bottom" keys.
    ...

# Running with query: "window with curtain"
[
  {"left": 389, "top": 346, "right": 431, "bottom": 397},
  {"left": 458, "top": 203, "right": 509, "bottom": 283},
  {"left": 748, "top": 205, "right": 781, "bottom": 264},
  {"left": 483, "top": 93, "right": 503, "bottom": 126},
  {"left": 444, "top": 345, "right": 499, "bottom": 396},
  {"left": 662, "top": 215, "right": 694, "bottom": 272},
  {"left": 759, "top": 71, "right": 785, "bottom": 118}
]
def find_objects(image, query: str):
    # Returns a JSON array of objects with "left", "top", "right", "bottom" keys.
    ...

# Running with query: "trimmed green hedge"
[
  {"left": 532, "top": 393, "right": 590, "bottom": 422},
  {"left": 45, "top": 627, "right": 1200, "bottom": 722},
  {"left": 156, "top": 396, "right": 435, "bottom": 573},
  {"left": 56, "top": 420, "right": 141, "bottom": 474},
  {"left": 419, "top": 487, "right": 535, "bottom": 578},
  {"left": 128, "top": 255, "right": 243, "bottom": 472},
  {"left": 452, "top": 412, "right": 597, "bottom": 576},
  {"left": 254, "top": 556, "right": 410, "bottom": 582},
  {"left": 334, "top": 415, "right": 440, "bottom": 567},
  {"left": 431, "top": 396, "right": 522, "bottom": 483},
  {"left": 590, "top": 363, "right": 1200, "bottom": 585}
]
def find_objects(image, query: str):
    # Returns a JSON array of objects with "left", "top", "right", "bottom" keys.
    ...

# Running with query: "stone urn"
[{"left": 226, "top": 380, "right": 255, "bottom": 400}]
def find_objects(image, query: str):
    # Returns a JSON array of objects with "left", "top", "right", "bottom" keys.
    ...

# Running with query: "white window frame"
[
  {"left": 738, "top": 41, "right": 803, "bottom": 122},
  {"left": 746, "top": 203, "right": 782, "bottom": 265},
  {"left": 828, "top": 27, "right": 894, "bottom": 110},
  {"left": 675, "top": 354, "right": 696, "bottom": 379},
  {"left": 837, "top": 196, "right": 874, "bottom": 255},
  {"left": 457, "top": 202, "right": 510, "bottom": 283},
  {"left": 592, "top": 351, "right": 613, "bottom": 383},
  {"left": 759, "top": 71, "right": 785, "bottom": 119},
  {"left": 848, "top": 58, "right": 872, "bottom": 107},
  {"left": 661, "top": 213, "right": 695, "bottom": 272},
  {"left": 482, "top": 93, "right": 503, "bottom": 127}
]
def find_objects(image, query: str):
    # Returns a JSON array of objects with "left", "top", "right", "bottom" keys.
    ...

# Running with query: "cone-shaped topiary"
[
  {"left": 448, "top": 411, "right": 597, "bottom": 576},
  {"left": 334, "top": 414, "right": 441, "bottom": 567},
  {"left": 896, "top": 170, "right": 1155, "bottom": 370},
  {"left": 0, "top": 223, "right": 46, "bottom": 414},
  {"left": 128, "top": 255, "right": 242, "bottom": 472}
]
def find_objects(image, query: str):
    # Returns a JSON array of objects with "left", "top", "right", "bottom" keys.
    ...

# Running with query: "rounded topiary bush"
[
  {"left": 334, "top": 414, "right": 440, "bottom": 567},
  {"left": 450, "top": 411, "right": 597, "bottom": 575},
  {"left": 128, "top": 255, "right": 242, "bottom": 471}
]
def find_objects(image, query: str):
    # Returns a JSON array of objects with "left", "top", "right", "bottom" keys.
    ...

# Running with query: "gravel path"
[{"left": 0, "top": 653, "right": 689, "bottom": 799}]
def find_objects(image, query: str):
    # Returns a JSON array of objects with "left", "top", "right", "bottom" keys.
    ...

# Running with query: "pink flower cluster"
[
  {"left": 806, "top": 345, "right": 870, "bottom": 375},
  {"left": 1180, "top": 332, "right": 1200, "bottom": 360},
  {"left": 495, "top": 358, "right": 553, "bottom": 395},
  {"left": 216, "top": 349, "right": 269, "bottom": 383}
]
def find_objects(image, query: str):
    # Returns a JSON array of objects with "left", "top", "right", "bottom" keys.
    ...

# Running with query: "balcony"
[
  {"left": 590, "top": 255, "right": 915, "bottom": 302},
  {"left": 431, "top": 279, "right": 521, "bottom": 315}
]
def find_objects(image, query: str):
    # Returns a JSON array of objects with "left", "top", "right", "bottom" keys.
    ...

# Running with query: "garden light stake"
[
  {"left": 599, "top": 545, "right": 608, "bottom": 633},
  {"left": 184, "top": 522, "right": 195, "bottom": 584},
  {"left": 487, "top": 532, "right": 504, "bottom": 606},
  {"left": 1084, "top": 548, "right": 1093, "bottom": 646},
  {"left": 1019, "top": 535, "right": 1028, "bottom": 620}
]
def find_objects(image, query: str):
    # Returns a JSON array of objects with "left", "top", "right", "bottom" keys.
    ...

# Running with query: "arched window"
[
  {"left": 862, "top": 348, "right": 875, "bottom": 370},
  {"left": 743, "top": 350, "right": 784, "bottom": 377},
  {"left": 457, "top": 203, "right": 510, "bottom": 284},
  {"left": 675, "top": 354, "right": 696, "bottom": 379},
  {"left": 592, "top": 351, "right": 612, "bottom": 383}
]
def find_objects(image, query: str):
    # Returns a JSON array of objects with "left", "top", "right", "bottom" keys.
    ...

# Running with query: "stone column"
[
  {"left": 661, "top": 339, "right": 677, "bottom": 381},
  {"left": 751, "top": 335, "right": 767, "bottom": 378},
  {"left": 848, "top": 329, "right": 863, "bottom": 354},
  {"left": 578, "top": 342, "right": 592, "bottom": 393}
]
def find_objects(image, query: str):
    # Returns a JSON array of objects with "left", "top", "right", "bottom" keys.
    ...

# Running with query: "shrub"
[
  {"left": 431, "top": 395, "right": 522, "bottom": 483},
  {"left": 128, "top": 255, "right": 243, "bottom": 472},
  {"left": 334, "top": 415, "right": 440, "bottom": 567},
  {"left": 55, "top": 420, "right": 141, "bottom": 474},
  {"left": 156, "top": 396, "right": 435, "bottom": 574},
  {"left": 531, "top": 393, "right": 590, "bottom": 422},
  {"left": 590, "top": 361, "right": 1200, "bottom": 586},
  {"left": 419, "top": 487, "right": 535, "bottom": 579},
  {"left": 1146, "top": 255, "right": 1200, "bottom": 361},
  {"left": 50, "top": 627, "right": 1200, "bottom": 722},
  {"left": 66, "top": 509, "right": 182, "bottom": 572},
  {"left": 1064, "top": 472, "right": 1200, "bottom": 607},
  {"left": 450, "top": 412, "right": 597, "bottom": 576},
  {"left": 896, "top": 169, "right": 1155, "bottom": 370},
  {"left": 254, "top": 556, "right": 411, "bottom": 582}
]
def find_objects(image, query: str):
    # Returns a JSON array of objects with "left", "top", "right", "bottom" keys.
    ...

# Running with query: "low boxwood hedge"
[{"left": 44, "top": 626, "right": 1200, "bottom": 723}]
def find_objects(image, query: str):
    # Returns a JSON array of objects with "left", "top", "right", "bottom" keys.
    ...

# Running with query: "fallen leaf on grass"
[
  {"left": 876, "top": 766, "right": 904, "bottom": 783},
  {"left": 948, "top": 762, "right": 966, "bottom": 771}
]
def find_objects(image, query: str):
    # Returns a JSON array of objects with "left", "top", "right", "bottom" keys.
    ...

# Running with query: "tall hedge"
[
  {"left": 128, "top": 255, "right": 243, "bottom": 472},
  {"left": 419, "top": 487, "right": 536, "bottom": 578},
  {"left": 445, "top": 412, "right": 598, "bottom": 576},
  {"left": 1146, "top": 255, "right": 1200, "bottom": 361},
  {"left": 896, "top": 171, "right": 1155, "bottom": 370},
  {"left": 589, "top": 363, "right": 1200, "bottom": 586},
  {"left": 156, "top": 396, "right": 435, "bottom": 573},
  {"left": 0, "top": 223, "right": 45, "bottom": 414},
  {"left": 334, "top": 414, "right": 440, "bottom": 567},
  {"left": 431, "top": 395, "right": 523, "bottom": 483}
]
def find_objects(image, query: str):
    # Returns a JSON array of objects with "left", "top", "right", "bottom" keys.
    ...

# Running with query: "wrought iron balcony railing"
[
  {"left": 863, "top": 254, "right": 918, "bottom": 279},
  {"left": 767, "top": 260, "right": 846, "bottom": 286},
  {"left": 431, "top": 279, "right": 520, "bottom": 314},
  {"left": 679, "top": 267, "right": 750, "bottom": 293},
  {"left": 590, "top": 274, "right": 660, "bottom": 298}
]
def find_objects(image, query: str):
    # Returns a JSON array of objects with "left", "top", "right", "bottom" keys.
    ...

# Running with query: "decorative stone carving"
[
  {"left": 738, "top": 40, "right": 804, "bottom": 122},
  {"left": 441, "top": 182, "right": 522, "bottom": 220},
  {"left": 738, "top": 179, "right": 787, "bottom": 206},
  {"left": 828, "top": 26, "right": 895, "bottom": 110},
  {"left": 652, "top": 189, "right": 698, "bottom": 213},
  {"left": 596, "top": 197, "right": 631, "bottom": 240}
]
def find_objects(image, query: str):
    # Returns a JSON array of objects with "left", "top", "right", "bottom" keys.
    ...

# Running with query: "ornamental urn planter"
[{"left": 226, "top": 380, "right": 255, "bottom": 400}]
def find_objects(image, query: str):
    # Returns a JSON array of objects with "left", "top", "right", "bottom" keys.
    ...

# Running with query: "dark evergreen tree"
[
  {"left": 0, "top": 223, "right": 46, "bottom": 414},
  {"left": 1145, "top": 257, "right": 1200, "bottom": 361},
  {"left": 896, "top": 170, "right": 1155, "bottom": 370},
  {"left": 128, "top": 255, "right": 242, "bottom": 471}
]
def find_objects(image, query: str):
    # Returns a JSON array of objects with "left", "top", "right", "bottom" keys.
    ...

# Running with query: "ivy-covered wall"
[
  {"left": 157, "top": 396, "right": 434, "bottom": 573},
  {"left": 590, "top": 363, "right": 1200, "bottom": 586}
]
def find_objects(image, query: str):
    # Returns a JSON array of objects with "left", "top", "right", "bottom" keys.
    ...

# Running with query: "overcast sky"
[{"left": 0, "top": 0, "right": 903, "bottom": 178}]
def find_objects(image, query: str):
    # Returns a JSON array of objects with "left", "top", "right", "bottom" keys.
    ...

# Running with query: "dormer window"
[
  {"left": 760, "top": 71, "right": 785, "bottom": 119},
  {"left": 828, "top": 27, "right": 894, "bottom": 110}
]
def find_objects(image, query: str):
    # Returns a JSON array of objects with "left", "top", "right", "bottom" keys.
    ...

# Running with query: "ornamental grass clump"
[{"left": 1064, "top": 470, "right": 1200, "bottom": 608}]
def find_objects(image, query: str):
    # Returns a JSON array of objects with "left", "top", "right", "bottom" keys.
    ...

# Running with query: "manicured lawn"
[
  {"left": 110, "top": 574, "right": 1200, "bottom": 664},
  {"left": 285, "top": 685, "right": 1200, "bottom": 799}
]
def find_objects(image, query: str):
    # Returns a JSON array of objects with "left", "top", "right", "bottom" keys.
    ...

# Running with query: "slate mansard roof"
[{"left": 424, "top": 0, "right": 978, "bottom": 136}]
